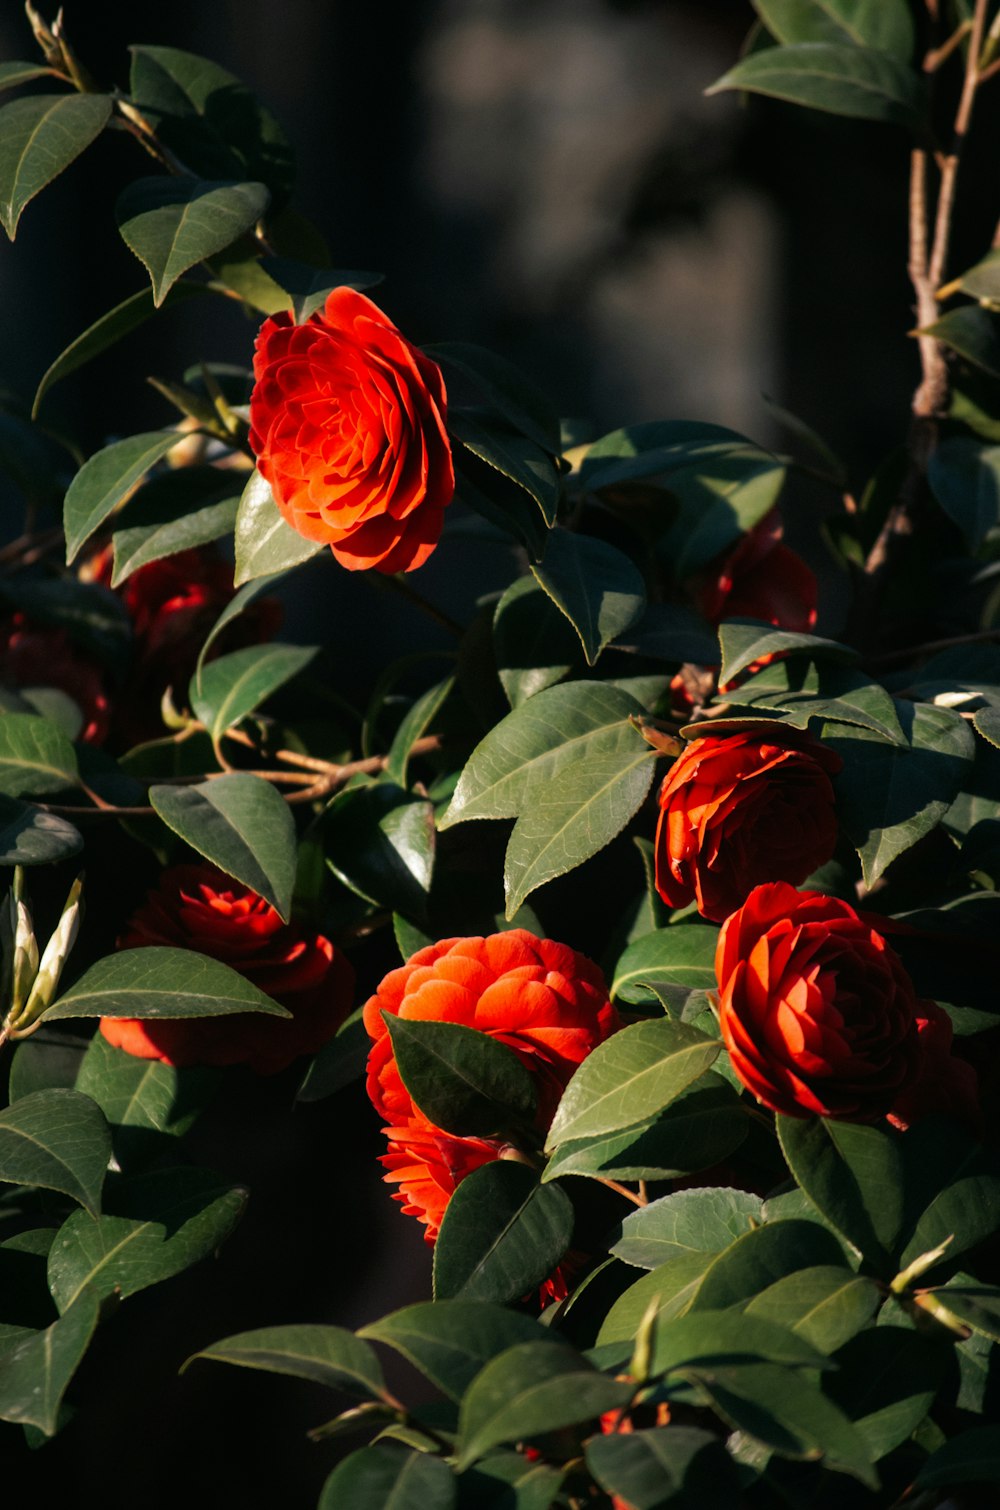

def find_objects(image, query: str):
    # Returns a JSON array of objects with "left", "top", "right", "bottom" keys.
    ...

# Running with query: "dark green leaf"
[
  {"left": 117, "top": 176, "right": 270, "bottom": 305},
  {"left": 451, "top": 413, "right": 559, "bottom": 528},
  {"left": 0, "top": 795, "right": 81, "bottom": 864},
  {"left": 189, "top": 642, "right": 316, "bottom": 739},
  {"left": 112, "top": 491, "right": 238, "bottom": 583},
  {"left": 899, "top": 1123, "right": 1000, "bottom": 1272},
  {"left": 915, "top": 1426, "right": 1000, "bottom": 1491},
  {"left": 0, "top": 1287, "right": 98, "bottom": 1435},
  {"left": 457, "top": 1450, "right": 564, "bottom": 1510},
  {"left": 492, "top": 575, "right": 583, "bottom": 708},
  {"left": 320, "top": 1446, "right": 456, "bottom": 1510},
  {"left": 425, "top": 343, "right": 561, "bottom": 454},
  {"left": 296, "top": 1008, "right": 369, "bottom": 1102},
  {"left": 580, "top": 420, "right": 760, "bottom": 491},
  {"left": 384, "top": 1016, "right": 537, "bottom": 1138},
  {"left": 0, "top": 63, "right": 61, "bottom": 92},
  {"left": 0, "top": 713, "right": 77, "bottom": 798},
  {"left": 752, "top": 0, "right": 914, "bottom": 55},
  {"left": 597, "top": 1252, "right": 716, "bottom": 1345},
  {"left": 611, "top": 925, "right": 720, "bottom": 1008},
  {"left": 149, "top": 773, "right": 296, "bottom": 919},
  {"left": 823, "top": 1327, "right": 947, "bottom": 1459},
  {"left": 0, "top": 92, "right": 111, "bottom": 239},
  {"left": 953, "top": 248, "right": 1000, "bottom": 306},
  {"left": 693, "top": 1219, "right": 849, "bottom": 1310},
  {"left": 612, "top": 1187, "right": 763, "bottom": 1270},
  {"left": 48, "top": 1167, "right": 246, "bottom": 1311},
  {"left": 928, "top": 1284, "right": 1000, "bottom": 1343},
  {"left": 385, "top": 676, "right": 455, "bottom": 788},
  {"left": 975, "top": 706, "right": 1000, "bottom": 751},
  {"left": 546, "top": 1019, "right": 720, "bottom": 1149},
  {"left": 233, "top": 468, "right": 324, "bottom": 583},
  {"left": 433, "top": 1161, "right": 574, "bottom": 1304},
  {"left": 46, "top": 947, "right": 290, "bottom": 1022},
  {"left": 187, "top": 1321, "right": 386, "bottom": 1398},
  {"left": 456, "top": 1340, "right": 632, "bottom": 1469},
  {"left": 63, "top": 429, "right": 180, "bottom": 563},
  {"left": 706, "top": 42, "right": 927, "bottom": 135},
  {"left": 615, "top": 603, "right": 720, "bottom": 668},
  {"left": 928, "top": 436, "right": 1000, "bottom": 550},
  {"left": 778, "top": 1116, "right": 904, "bottom": 1273},
  {"left": 742, "top": 1266, "right": 880, "bottom": 1353},
  {"left": 650, "top": 1308, "right": 831, "bottom": 1376},
  {"left": 0, "top": 1089, "right": 109, "bottom": 1217},
  {"left": 255, "top": 257, "right": 382, "bottom": 320},
  {"left": 586, "top": 1425, "right": 741, "bottom": 1510},
  {"left": 718, "top": 620, "right": 856, "bottom": 689},
  {"left": 325, "top": 783, "right": 435, "bottom": 920},
  {"left": 530, "top": 531, "right": 646, "bottom": 667},
  {"left": 920, "top": 306, "right": 1000, "bottom": 378},
  {"left": 75, "top": 1031, "right": 211, "bottom": 1146},
  {"left": 360, "top": 1302, "right": 557, "bottom": 1403}
]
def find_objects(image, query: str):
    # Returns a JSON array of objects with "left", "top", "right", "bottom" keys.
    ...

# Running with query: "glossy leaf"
[
  {"left": 0, "top": 1089, "right": 110, "bottom": 1218},
  {"left": 150, "top": 773, "right": 296, "bottom": 919},
  {"left": 424, "top": 342, "right": 561, "bottom": 454},
  {"left": 0, "top": 1287, "right": 99, "bottom": 1436},
  {"left": 320, "top": 1446, "right": 455, "bottom": 1510},
  {"left": 45, "top": 947, "right": 290, "bottom": 1022},
  {"left": 233, "top": 468, "right": 324, "bottom": 583},
  {"left": 456, "top": 1450, "right": 564, "bottom": 1510},
  {"left": 0, "top": 712, "right": 78, "bottom": 798},
  {"left": 0, "top": 795, "right": 82, "bottom": 864},
  {"left": 597, "top": 1252, "right": 716, "bottom": 1344},
  {"left": 649, "top": 1308, "right": 830, "bottom": 1376},
  {"left": 48, "top": 1167, "right": 247, "bottom": 1311},
  {"left": 296, "top": 1008, "right": 369, "bottom": 1102},
  {"left": 194, "top": 571, "right": 289, "bottom": 695},
  {"left": 742, "top": 1265, "right": 880, "bottom": 1353},
  {"left": 0, "top": 63, "right": 61, "bottom": 91},
  {"left": 546, "top": 1019, "right": 720, "bottom": 1149},
  {"left": 618, "top": 602, "right": 721, "bottom": 667},
  {"left": 693, "top": 1219, "right": 849, "bottom": 1310},
  {"left": 360, "top": 1302, "right": 557, "bottom": 1403},
  {"left": 187, "top": 1321, "right": 387, "bottom": 1398},
  {"left": 581, "top": 420, "right": 761, "bottom": 490},
  {"left": 752, "top": 0, "right": 914, "bottom": 55},
  {"left": 613, "top": 1187, "right": 763, "bottom": 1271},
  {"left": 189, "top": 642, "right": 316, "bottom": 740},
  {"left": 440, "top": 681, "right": 655, "bottom": 917},
  {"left": 433, "top": 1161, "right": 573, "bottom": 1304},
  {"left": 920, "top": 306, "right": 1000, "bottom": 378},
  {"left": 384, "top": 1016, "right": 537, "bottom": 1138},
  {"left": 777, "top": 1116, "right": 904, "bottom": 1272},
  {"left": 385, "top": 676, "right": 455, "bottom": 788},
  {"left": 492, "top": 575, "right": 583, "bottom": 707},
  {"left": 325, "top": 783, "right": 435, "bottom": 920},
  {"left": 718, "top": 619, "right": 856, "bottom": 688},
  {"left": 928, "top": 436, "right": 1000, "bottom": 550},
  {"left": 0, "top": 92, "right": 111, "bottom": 239},
  {"left": 112, "top": 491, "right": 239, "bottom": 583},
  {"left": 256, "top": 257, "right": 382, "bottom": 320},
  {"left": 706, "top": 43, "right": 927, "bottom": 136},
  {"left": 586, "top": 1425, "right": 741, "bottom": 1510},
  {"left": 530, "top": 531, "right": 646, "bottom": 666},
  {"left": 915, "top": 1426, "right": 1000, "bottom": 1491},
  {"left": 450, "top": 413, "right": 559, "bottom": 528},
  {"left": 611, "top": 925, "right": 720, "bottom": 1008},
  {"left": 953, "top": 249, "right": 1000, "bottom": 306},
  {"left": 117, "top": 176, "right": 270, "bottom": 305},
  {"left": 928, "top": 1284, "right": 1000, "bottom": 1343},
  {"left": 823, "top": 1327, "right": 947, "bottom": 1459},
  {"left": 75, "top": 1031, "right": 211, "bottom": 1145},
  {"left": 456, "top": 1340, "right": 632, "bottom": 1469},
  {"left": 63, "top": 429, "right": 180, "bottom": 563}
]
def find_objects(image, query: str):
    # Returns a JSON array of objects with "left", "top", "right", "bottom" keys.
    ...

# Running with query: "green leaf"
[
  {"left": 650, "top": 1308, "right": 831, "bottom": 1376},
  {"left": 112, "top": 489, "right": 239, "bottom": 583},
  {"left": 612, "top": 1187, "right": 763, "bottom": 1271},
  {"left": 706, "top": 43, "right": 927, "bottom": 136},
  {"left": 439, "top": 681, "right": 655, "bottom": 918},
  {"left": 580, "top": 420, "right": 761, "bottom": 491},
  {"left": 597, "top": 1252, "right": 716, "bottom": 1345},
  {"left": 974, "top": 706, "right": 1000, "bottom": 751},
  {"left": 0, "top": 795, "right": 81, "bottom": 864},
  {"left": 384, "top": 1016, "right": 537, "bottom": 1138},
  {"left": 611, "top": 926, "right": 719, "bottom": 1009},
  {"left": 586, "top": 1425, "right": 741, "bottom": 1510},
  {"left": 0, "top": 92, "right": 111, "bottom": 239},
  {"left": 927, "top": 1284, "right": 1000, "bottom": 1343},
  {"left": 32, "top": 282, "right": 208, "bottom": 418},
  {"left": 0, "top": 712, "right": 78, "bottom": 798},
  {"left": 619, "top": 603, "right": 721, "bottom": 667},
  {"left": 385, "top": 676, "right": 455, "bottom": 788},
  {"left": 0, "top": 63, "right": 62, "bottom": 92},
  {"left": 450, "top": 413, "right": 559, "bottom": 527},
  {"left": 718, "top": 620, "right": 856, "bottom": 688},
  {"left": 233, "top": 468, "right": 324, "bottom": 584},
  {"left": 928, "top": 436, "right": 1000, "bottom": 550},
  {"left": 0, "top": 1287, "right": 99, "bottom": 1435},
  {"left": 457, "top": 1450, "right": 565, "bottom": 1510},
  {"left": 690, "top": 1362, "right": 877, "bottom": 1486},
  {"left": 128, "top": 45, "right": 294, "bottom": 201},
  {"left": 189, "top": 642, "right": 316, "bottom": 740},
  {"left": 546, "top": 1019, "right": 720, "bottom": 1149},
  {"left": 63, "top": 429, "right": 181, "bottom": 564},
  {"left": 116, "top": 176, "right": 270, "bottom": 305},
  {"left": 752, "top": 0, "right": 914, "bottom": 56},
  {"left": 360, "top": 1302, "right": 557, "bottom": 1403},
  {"left": 542, "top": 1072, "right": 746, "bottom": 1183},
  {"left": 320, "top": 1446, "right": 456, "bottom": 1510},
  {"left": 742, "top": 1266, "right": 880, "bottom": 1353},
  {"left": 456, "top": 1340, "right": 632, "bottom": 1469},
  {"left": 193, "top": 574, "right": 288, "bottom": 702},
  {"left": 530, "top": 531, "right": 646, "bottom": 667},
  {"left": 296, "top": 1007, "right": 369, "bottom": 1102},
  {"left": 823, "top": 1327, "right": 947, "bottom": 1459},
  {"left": 7, "top": 1035, "right": 85, "bottom": 1102},
  {"left": 424, "top": 343, "right": 561, "bottom": 454},
  {"left": 920, "top": 306, "right": 1000, "bottom": 378},
  {"left": 824, "top": 701, "right": 974, "bottom": 885},
  {"left": 325, "top": 783, "right": 435, "bottom": 920},
  {"left": 433, "top": 1161, "right": 574, "bottom": 1304},
  {"left": 777, "top": 1116, "right": 904, "bottom": 1273},
  {"left": 493, "top": 576, "right": 585, "bottom": 707},
  {"left": 48, "top": 1167, "right": 246, "bottom": 1311},
  {"left": 915, "top": 1426, "right": 1000, "bottom": 1491},
  {"left": 899, "top": 1122, "right": 1000, "bottom": 1271},
  {"left": 693, "top": 1220, "right": 849, "bottom": 1310},
  {"left": 953, "top": 248, "right": 1000, "bottom": 306},
  {"left": 149, "top": 773, "right": 296, "bottom": 919},
  {"left": 254, "top": 257, "right": 382, "bottom": 320},
  {"left": 187, "top": 1321, "right": 386, "bottom": 1398},
  {"left": 0, "top": 1089, "right": 110, "bottom": 1217},
  {"left": 45, "top": 947, "right": 291, "bottom": 1022},
  {"left": 75, "top": 1031, "right": 211, "bottom": 1146}
]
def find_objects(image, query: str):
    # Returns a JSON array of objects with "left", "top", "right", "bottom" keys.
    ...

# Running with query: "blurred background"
[{"left": 0, "top": 1, "right": 979, "bottom": 1503}]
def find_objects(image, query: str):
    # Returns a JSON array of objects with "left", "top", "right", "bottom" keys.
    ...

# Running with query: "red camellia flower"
[
  {"left": 0, "top": 612, "right": 111, "bottom": 743},
  {"left": 249, "top": 287, "right": 455, "bottom": 574},
  {"left": 716, "top": 882, "right": 930, "bottom": 1122},
  {"left": 654, "top": 727, "right": 841, "bottom": 923},
  {"left": 363, "top": 930, "right": 620, "bottom": 1241},
  {"left": 100, "top": 864, "right": 354, "bottom": 1074},
  {"left": 696, "top": 507, "right": 818, "bottom": 631}
]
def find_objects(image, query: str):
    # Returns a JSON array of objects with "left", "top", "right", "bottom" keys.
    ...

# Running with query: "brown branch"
[{"left": 596, "top": 1178, "right": 648, "bottom": 1208}]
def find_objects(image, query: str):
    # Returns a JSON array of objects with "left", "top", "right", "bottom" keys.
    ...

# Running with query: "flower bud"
[{"left": 20, "top": 876, "right": 83, "bottom": 1028}]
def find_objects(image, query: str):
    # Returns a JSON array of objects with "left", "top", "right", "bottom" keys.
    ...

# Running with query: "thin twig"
[
  {"left": 597, "top": 1178, "right": 647, "bottom": 1208},
  {"left": 870, "top": 624, "right": 1000, "bottom": 666}
]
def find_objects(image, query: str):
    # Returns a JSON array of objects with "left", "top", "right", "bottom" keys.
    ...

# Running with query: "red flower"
[
  {"left": 363, "top": 930, "right": 619, "bottom": 1240},
  {"left": 249, "top": 287, "right": 454, "bottom": 574},
  {"left": 654, "top": 728, "right": 841, "bottom": 923},
  {"left": 696, "top": 508, "right": 817, "bottom": 631},
  {"left": 0, "top": 612, "right": 110, "bottom": 744},
  {"left": 100, "top": 863, "right": 354, "bottom": 1074},
  {"left": 716, "top": 882, "right": 925, "bottom": 1122}
]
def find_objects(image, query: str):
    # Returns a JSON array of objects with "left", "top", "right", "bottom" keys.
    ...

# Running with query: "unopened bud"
[
  {"left": 10, "top": 898, "right": 39, "bottom": 1022},
  {"left": 20, "top": 875, "right": 83, "bottom": 1026}
]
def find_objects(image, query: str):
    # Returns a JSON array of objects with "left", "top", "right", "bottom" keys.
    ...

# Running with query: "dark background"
[{"left": 0, "top": 1, "right": 991, "bottom": 1504}]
